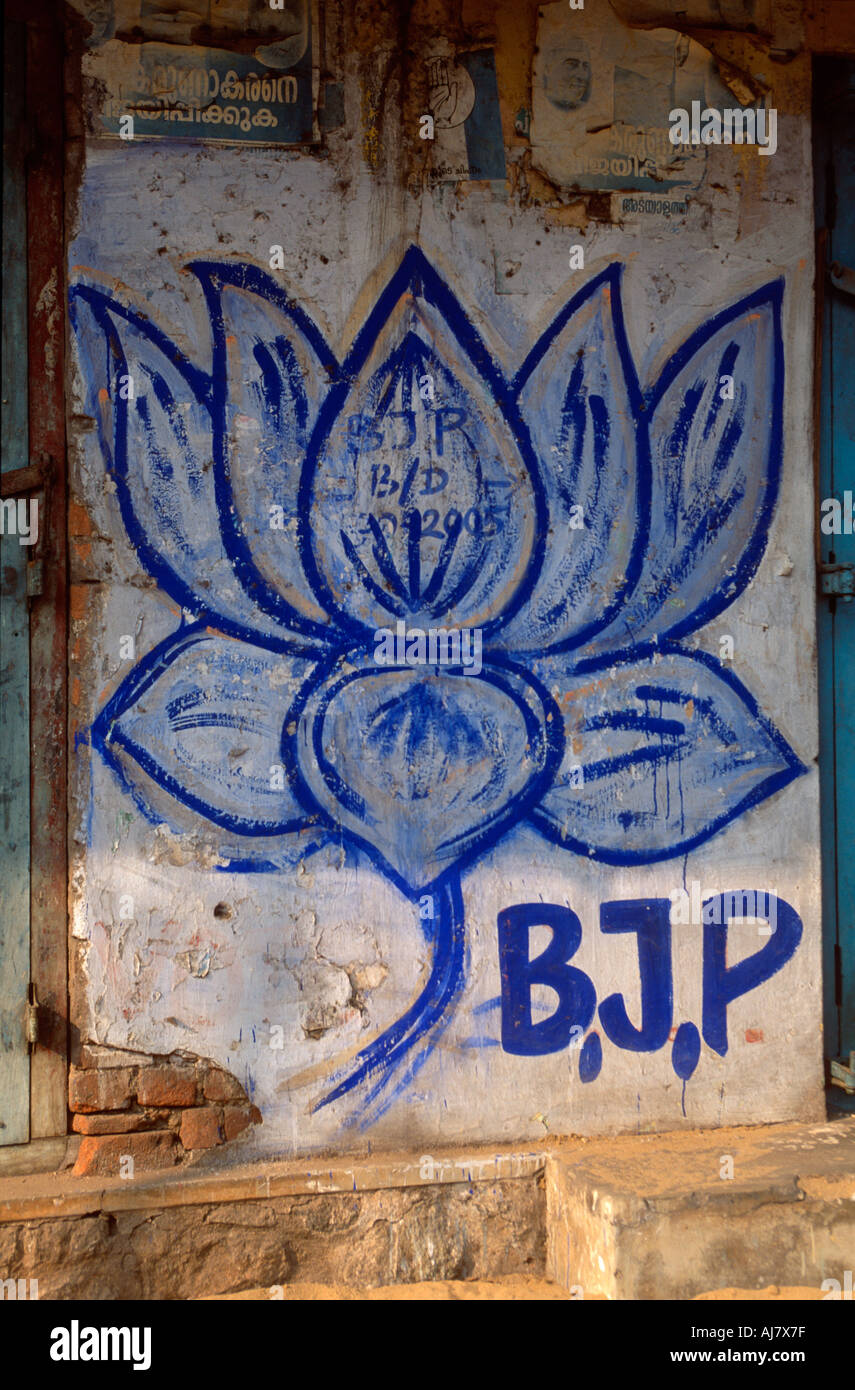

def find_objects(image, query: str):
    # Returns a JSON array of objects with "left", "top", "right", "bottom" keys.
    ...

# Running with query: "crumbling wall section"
[{"left": 68, "top": 1046, "right": 261, "bottom": 1175}]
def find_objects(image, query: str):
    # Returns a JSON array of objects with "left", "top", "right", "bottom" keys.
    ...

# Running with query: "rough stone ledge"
[
  {"left": 0, "top": 1156, "right": 547, "bottom": 1298},
  {"left": 0, "top": 1143, "right": 550, "bottom": 1225},
  {"left": 0, "top": 1181, "right": 548, "bottom": 1300}
]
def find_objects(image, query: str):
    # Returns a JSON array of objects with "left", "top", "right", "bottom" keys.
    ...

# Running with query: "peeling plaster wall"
[{"left": 66, "top": 0, "right": 825, "bottom": 1161}]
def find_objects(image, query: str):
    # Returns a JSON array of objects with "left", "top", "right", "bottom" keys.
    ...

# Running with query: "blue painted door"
[
  {"left": 0, "top": 17, "right": 31, "bottom": 1145},
  {"left": 815, "top": 59, "right": 855, "bottom": 1086}
]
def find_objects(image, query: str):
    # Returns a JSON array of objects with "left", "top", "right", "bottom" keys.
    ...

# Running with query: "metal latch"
[
  {"left": 25, "top": 984, "right": 40, "bottom": 1050},
  {"left": 27, "top": 559, "right": 44, "bottom": 600},
  {"left": 830, "top": 1051, "right": 855, "bottom": 1095},
  {"left": 830, "top": 261, "right": 855, "bottom": 298},
  {"left": 819, "top": 562, "right": 855, "bottom": 600}
]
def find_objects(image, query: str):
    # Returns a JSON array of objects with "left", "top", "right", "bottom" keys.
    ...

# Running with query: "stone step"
[
  {"left": 0, "top": 1146, "right": 548, "bottom": 1298},
  {"left": 0, "top": 1118, "right": 852, "bottom": 1299}
]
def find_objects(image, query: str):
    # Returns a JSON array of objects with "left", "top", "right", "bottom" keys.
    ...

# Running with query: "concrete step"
[{"left": 546, "top": 1116, "right": 855, "bottom": 1300}]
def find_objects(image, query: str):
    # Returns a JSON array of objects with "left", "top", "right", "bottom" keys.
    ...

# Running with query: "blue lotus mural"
[{"left": 70, "top": 247, "right": 803, "bottom": 1124}]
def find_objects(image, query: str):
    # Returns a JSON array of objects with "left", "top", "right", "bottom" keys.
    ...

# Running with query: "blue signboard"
[{"left": 85, "top": 0, "right": 317, "bottom": 145}]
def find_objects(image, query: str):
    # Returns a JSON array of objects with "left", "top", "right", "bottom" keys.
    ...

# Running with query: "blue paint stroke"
[
  {"left": 598, "top": 898, "right": 673, "bottom": 1050},
  {"left": 315, "top": 870, "right": 466, "bottom": 1126},
  {"left": 672, "top": 1021, "right": 702, "bottom": 1116},
  {"left": 579, "top": 1031, "right": 603, "bottom": 1083},
  {"left": 498, "top": 902, "right": 597, "bottom": 1055}
]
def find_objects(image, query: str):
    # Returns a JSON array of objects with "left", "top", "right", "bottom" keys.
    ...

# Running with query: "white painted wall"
[{"left": 67, "top": 0, "right": 824, "bottom": 1158}]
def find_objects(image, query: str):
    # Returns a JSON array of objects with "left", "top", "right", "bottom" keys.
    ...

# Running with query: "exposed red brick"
[
  {"left": 68, "top": 499, "right": 93, "bottom": 536},
  {"left": 201, "top": 1067, "right": 246, "bottom": 1103},
  {"left": 68, "top": 1066, "right": 134, "bottom": 1113},
  {"left": 72, "top": 1131, "right": 178, "bottom": 1177},
  {"left": 136, "top": 1065, "right": 197, "bottom": 1108},
  {"left": 179, "top": 1106, "right": 223, "bottom": 1150},
  {"left": 72, "top": 1110, "right": 162, "bottom": 1135},
  {"left": 222, "top": 1105, "right": 262, "bottom": 1141}
]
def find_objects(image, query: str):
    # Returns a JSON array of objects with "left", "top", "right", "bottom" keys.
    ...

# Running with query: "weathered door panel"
[
  {"left": 815, "top": 58, "right": 855, "bottom": 1073},
  {"left": 0, "top": 16, "right": 31, "bottom": 1146}
]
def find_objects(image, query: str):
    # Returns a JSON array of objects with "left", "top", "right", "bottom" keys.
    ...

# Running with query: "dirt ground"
[
  {"left": 201, "top": 1276, "right": 575, "bottom": 1299},
  {"left": 201, "top": 1280, "right": 828, "bottom": 1301}
]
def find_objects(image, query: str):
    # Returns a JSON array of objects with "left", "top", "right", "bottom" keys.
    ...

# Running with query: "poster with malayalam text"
[{"left": 82, "top": 0, "right": 318, "bottom": 146}]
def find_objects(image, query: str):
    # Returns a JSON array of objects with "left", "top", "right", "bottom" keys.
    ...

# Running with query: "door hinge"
[
  {"left": 830, "top": 1051, "right": 855, "bottom": 1095},
  {"left": 25, "top": 983, "right": 40, "bottom": 1050},
  {"left": 830, "top": 261, "right": 855, "bottom": 298},
  {"left": 819, "top": 562, "right": 855, "bottom": 600}
]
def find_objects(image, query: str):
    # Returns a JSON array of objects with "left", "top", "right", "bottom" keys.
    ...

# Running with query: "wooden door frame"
[{"left": 0, "top": 0, "right": 68, "bottom": 1171}]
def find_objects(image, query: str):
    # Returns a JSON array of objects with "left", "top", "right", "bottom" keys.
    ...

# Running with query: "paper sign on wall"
[{"left": 82, "top": 0, "right": 318, "bottom": 145}]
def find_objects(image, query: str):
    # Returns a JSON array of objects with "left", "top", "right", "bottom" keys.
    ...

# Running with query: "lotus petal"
[
  {"left": 288, "top": 652, "right": 563, "bottom": 893},
  {"left": 529, "top": 647, "right": 804, "bottom": 863}
]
